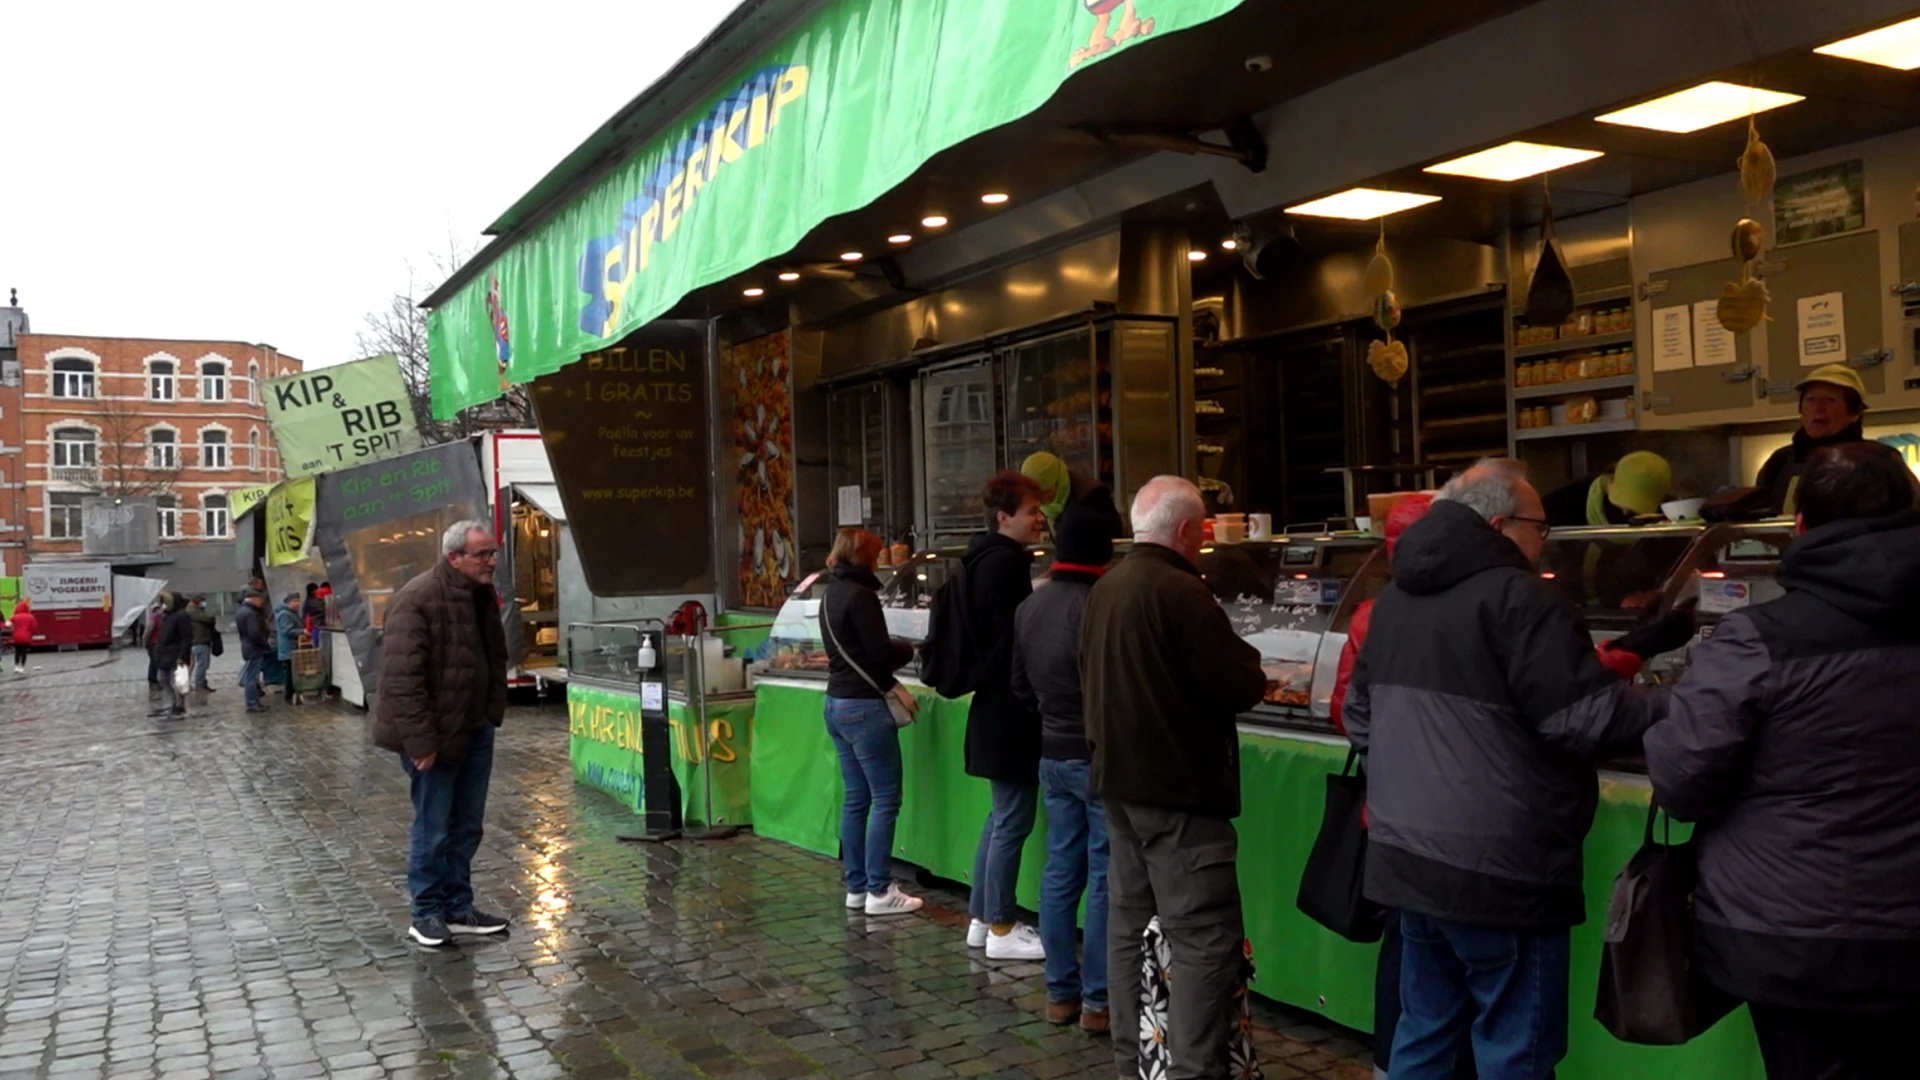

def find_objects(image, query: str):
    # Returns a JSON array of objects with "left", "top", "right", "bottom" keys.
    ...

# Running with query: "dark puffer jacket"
[
  {"left": 1010, "top": 568, "right": 1102, "bottom": 761},
  {"left": 372, "top": 560, "right": 509, "bottom": 763},
  {"left": 961, "top": 531, "right": 1041, "bottom": 785},
  {"left": 1645, "top": 508, "right": 1920, "bottom": 1012},
  {"left": 820, "top": 562, "right": 912, "bottom": 699},
  {"left": 1344, "top": 500, "right": 1664, "bottom": 928},
  {"left": 1754, "top": 423, "right": 1907, "bottom": 516}
]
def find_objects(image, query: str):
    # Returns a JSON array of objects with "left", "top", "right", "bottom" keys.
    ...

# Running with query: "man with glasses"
[
  {"left": 373, "top": 519, "right": 512, "bottom": 948},
  {"left": 1342, "top": 459, "right": 1675, "bottom": 1079}
]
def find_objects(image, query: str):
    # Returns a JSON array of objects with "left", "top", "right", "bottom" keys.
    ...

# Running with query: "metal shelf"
[
  {"left": 1422, "top": 412, "right": 1508, "bottom": 430},
  {"left": 1423, "top": 377, "right": 1507, "bottom": 397},
  {"left": 1513, "top": 374, "right": 1639, "bottom": 400},
  {"left": 1513, "top": 418, "right": 1638, "bottom": 441},
  {"left": 1512, "top": 284, "right": 1634, "bottom": 313},
  {"left": 1512, "top": 330, "right": 1635, "bottom": 359}
]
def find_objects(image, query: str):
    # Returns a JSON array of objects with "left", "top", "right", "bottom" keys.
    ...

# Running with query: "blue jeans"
[
  {"left": 825, "top": 696, "right": 903, "bottom": 895},
  {"left": 1392, "top": 912, "right": 1570, "bottom": 1080},
  {"left": 969, "top": 780, "right": 1038, "bottom": 926},
  {"left": 240, "top": 655, "right": 266, "bottom": 708},
  {"left": 1039, "top": 757, "right": 1107, "bottom": 1009},
  {"left": 191, "top": 644, "right": 212, "bottom": 689},
  {"left": 400, "top": 723, "right": 495, "bottom": 921}
]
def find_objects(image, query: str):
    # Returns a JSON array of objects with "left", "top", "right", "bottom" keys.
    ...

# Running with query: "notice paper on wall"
[
  {"left": 836, "top": 485, "right": 862, "bottom": 527},
  {"left": 1691, "top": 301, "right": 1736, "bottom": 366},
  {"left": 1652, "top": 305, "right": 1693, "bottom": 372},
  {"left": 1797, "top": 292, "right": 1846, "bottom": 366}
]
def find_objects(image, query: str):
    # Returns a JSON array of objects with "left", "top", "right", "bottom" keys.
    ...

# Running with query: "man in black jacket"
[
  {"left": 1082, "top": 475, "right": 1267, "bottom": 1080},
  {"left": 235, "top": 589, "right": 272, "bottom": 712},
  {"left": 1344, "top": 459, "right": 1665, "bottom": 1080},
  {"left": 962, "top": 471, "right": 1049, "bottom": 961},
  {"left": 1646, "top": 444, "right": 1920, "bottom": 1080},
  {"left": 1011, "top": 501, "right": 1116, "bottom": 1033}
]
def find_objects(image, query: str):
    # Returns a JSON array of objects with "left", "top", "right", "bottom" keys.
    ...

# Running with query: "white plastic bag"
[{"left": 172, "top": 665, "right": 190, "bottom": 695}]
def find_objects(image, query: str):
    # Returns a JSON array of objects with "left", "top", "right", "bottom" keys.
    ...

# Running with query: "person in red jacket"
[{"left": 8, "top": 600, "right": 37, "bottom": 672}]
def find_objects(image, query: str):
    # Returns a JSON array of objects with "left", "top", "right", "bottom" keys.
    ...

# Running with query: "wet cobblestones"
[{"left": 0, "top": 649, "right": 1370, "bottom": 1079}]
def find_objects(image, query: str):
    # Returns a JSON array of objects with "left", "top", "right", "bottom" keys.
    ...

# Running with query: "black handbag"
[
  {"left": 1296, "top": 750, "right": 1386, "bottom": 943},
  {"left": 1595, "top": 799, "right": 1738, "bottom": 1045},
  {"left": 210, "top": 628, "right": 225, "bottom": 658}
]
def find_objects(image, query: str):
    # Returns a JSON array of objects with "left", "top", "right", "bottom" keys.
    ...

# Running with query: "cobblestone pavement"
[{"left": 0, "top": 648, "right": 1371, "bottom": 1080}]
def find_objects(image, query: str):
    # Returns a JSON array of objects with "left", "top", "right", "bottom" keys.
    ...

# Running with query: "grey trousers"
[{"left": 1107, "top": 800, "right": 1245, "bottom": 1080}]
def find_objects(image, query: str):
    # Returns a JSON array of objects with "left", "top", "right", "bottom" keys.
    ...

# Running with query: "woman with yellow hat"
[{"left": 1756, "top": 364, "right": 1905, "bottom": 516}]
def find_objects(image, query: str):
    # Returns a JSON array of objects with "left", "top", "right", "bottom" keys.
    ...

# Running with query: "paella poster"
[{"left": 725, "top": 331, "right": 797, "bottom": 607}]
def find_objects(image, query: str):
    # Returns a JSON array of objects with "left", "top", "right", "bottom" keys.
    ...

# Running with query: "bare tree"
[
  {"left": 357, "top": 241, "right": 534, "bottom": 444},
  {"left": 82, "top": 394, "right": 186, "bottom": 497}
]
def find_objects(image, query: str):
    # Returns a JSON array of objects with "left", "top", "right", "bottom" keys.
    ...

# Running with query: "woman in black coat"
[
  {"left": 820, "top": 528, "right": 921, "bottom": 917},
  {"left": 154, "top": 594, "right": 194, "bottom": 715}
]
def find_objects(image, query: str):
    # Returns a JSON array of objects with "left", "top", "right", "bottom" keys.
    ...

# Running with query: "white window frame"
[
  {"left": 51, "top": 426, "right": 98, "bottom": 468},
  {"left": 199, "top": 426, "right": 230, "bottom": 470},
  {"left": 247, "top": 429, "right": 262, "bottom": 471},
  {"left": 146, "top": 353, "right": 181, "bottom": 402},
  {"left": 148, "top": 426, "right": 179, "bottom": 469},
  {"left": 202, "top": 492, "right": 230, "bottom": 539},
  {"left": 47, "top": 491, "right": 86, "bottom": 539},
  {"left": 155, "top": 496, "right": 180, "bottom": 541},
  {"left": 247, "top": 361, "right": 260, "bottom": 404},
  {"left": 200, "top": 359, "right": 229, "bottom": 403},
  {"left": 51, "top": 357, "right": 97, "bottom": 399}
]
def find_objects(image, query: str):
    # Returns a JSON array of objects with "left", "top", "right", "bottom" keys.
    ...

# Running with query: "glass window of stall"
[
  {"left": 1201, "top": 537, "right": 1378, "bottom": 723},
  {"left": 1534, "top": 523, "right": 1704, "bottom": 633},
  {"left": 920, "top": 358, "right": 1001, "bottom": 543},
  {"left": 827, "top": 382, "right": 894, "bottom": 538},
  {"left": 1003, "top": 328, "right": 1112, "bottom": 504}
]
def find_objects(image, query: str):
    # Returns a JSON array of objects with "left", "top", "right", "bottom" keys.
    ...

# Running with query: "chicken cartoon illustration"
[{"left": 1073, "top": 0, "right": 1155, "bottom": 67}]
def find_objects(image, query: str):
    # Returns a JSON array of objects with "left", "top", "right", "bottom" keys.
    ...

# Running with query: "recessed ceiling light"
[
  {"left": 1220, "top": 238, "right": 1238, "bottom": 251},
  {"left": 742, "top": 287, "right": 765, "bottom": 298},
  {"left": 921, "top": 214, "right": 949, "bottom": 228},
  {"left": 980, "top": 192, "right": 1010, "bottom": 205},
  {"left": 1285, "top": 188, "right": 1442, "bottom": 220},
  {"left": 777, "top": 271, "right": 800, "bottom": 282},
  {"left": 1816, "top": 16, "right": 1920, "bottom": 70},
  {"left": 1187, "top": 250, "right": 1207, "bottom": 262},
  {"left": 1594, "top": 81, "right": 1803, "bottom": 133},
  {"left": 840, "top": 251, "right": 864, "bottom": 262},
  {"left": 1425, "top": 141, "right": 1605, "bottom": 181},
  {"left": 888, "top": 233, "right": 913, "bottom": 244}
]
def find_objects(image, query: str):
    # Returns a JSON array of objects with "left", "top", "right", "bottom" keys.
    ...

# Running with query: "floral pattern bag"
[{"left": 1138, "top": 916, "right": 1264, "bottom": 1080}]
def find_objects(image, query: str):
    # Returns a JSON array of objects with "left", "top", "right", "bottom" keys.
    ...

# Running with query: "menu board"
[{"left": 531, "top": 321, "right": 714, "bottom": 596}]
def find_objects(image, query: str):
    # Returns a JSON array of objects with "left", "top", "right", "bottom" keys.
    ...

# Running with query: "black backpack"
[{"left": 916, "top": 567, "right": 986, "bottom": 699}]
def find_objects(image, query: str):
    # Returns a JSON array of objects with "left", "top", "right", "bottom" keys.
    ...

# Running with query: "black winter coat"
[
  {"left": 1345, "top": 500, "right": 1664, "bottom": 928},
  {"left": 154, "top": 610, "right": 194, "bottom": 668},
  {"left": 1754, "top": 423, "right": 1906, "bottom": 516},
  {"left": 821, "top": 563, "right": 912, "bottom": 699},
  {"left": 1011, "top": 568, "right": 1101, "bottom": 761},
  {"left": 961, "top": 531, "right": 1040, "bottom": 785},
  {"left": 1645, "top": 508, "right": 1920, "bottom": 1011},
  {"left": 235, "top": 603, "right": 271, "bottom": 660}
]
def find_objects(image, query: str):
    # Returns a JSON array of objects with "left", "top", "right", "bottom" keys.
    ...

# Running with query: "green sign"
[
  {"left": 567, "top": 683, "right": 752, "bottom": 826},
  {"left": 229, "top": 483, "right": 274, "bottom": 522},
  {"left": 428, "top": 0, "right": 1248, "bottom": 418},
  {"left": 265, "top": 354, "right": 423, "bottom": 476},
  {"left": 1773, "top": 159, "right": 1866, "bottom": 247}
]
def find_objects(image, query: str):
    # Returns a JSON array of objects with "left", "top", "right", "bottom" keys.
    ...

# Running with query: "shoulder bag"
[
  {"left": 1295, "top": 749, "right": 1387, "bottom": 943},
  {"left": 820, "top": 599, "right": 916, "bottom": 727}
]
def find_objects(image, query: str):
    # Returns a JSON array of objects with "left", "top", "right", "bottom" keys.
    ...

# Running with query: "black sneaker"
[
  {"left": 408, "top": 915, "right": 450, "bottom": 947},
  {"left": 446, "top": 908, "right": 509, "bottom": 935}
]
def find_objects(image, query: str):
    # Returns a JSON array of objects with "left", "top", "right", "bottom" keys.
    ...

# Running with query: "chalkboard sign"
[{"left": 532, "top": 321, "right": 714, "bottom": 596}]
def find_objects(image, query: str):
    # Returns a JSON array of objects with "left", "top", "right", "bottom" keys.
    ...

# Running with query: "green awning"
[{"left": 427, "top": 0, "right": 1249, "bottom": 419}]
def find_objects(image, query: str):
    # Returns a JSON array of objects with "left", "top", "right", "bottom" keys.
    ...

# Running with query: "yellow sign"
[
  {"left": 266, "top": 478, "right": 317, "bottom": 566},
  {"left": 229, "top": 484, "right": 274, "bottom": 521}
]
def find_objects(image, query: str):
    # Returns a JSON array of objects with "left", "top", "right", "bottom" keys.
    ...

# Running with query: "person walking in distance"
[
  {"left": 1012, "top": 501, "right": 1118, "bottom": 1034},
  {"left": 1645, "top": 444, "right": 1920, "bottom": 1080},
  {"left": 187, "top": 595, "right": 217, "bottom": 692},
  {"left": 9, "top": 600, "right": 37, "bottom": 674},
  {"left": 274, "top": 593, "right": 303, "bottom": 704},
  {"left": 1342, "top": 460, "right": 1668, "bottom": 1080},
  {"left": 819, "top": 528, "right": 923, "bottom": 916},
  {"left": 235, "top": 589, "right": 272, "bottom": 713},
  {"left": 373, "top": 520, "right": 511, "bottom": 948},
  {"left": 962, "top": 471, "right": 1051, "bottom": 961},
  {"left": 154, "top": 594, "right": 194, "bottom": 716},
  {"left": 1082, "top": 476, "right": 1268, "bottom": 1079}
]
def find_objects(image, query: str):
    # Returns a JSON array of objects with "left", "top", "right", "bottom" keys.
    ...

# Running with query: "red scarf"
[{"left": 1050, "top": 562, "right": 1109, "bottom": 576}]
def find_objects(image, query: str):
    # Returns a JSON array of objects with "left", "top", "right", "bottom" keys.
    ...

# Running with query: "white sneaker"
[
  {"left": 864, "top": 884, "right": 923, "bottom": 916},
  {"left": 967, "top": 919, "right": 990, "bottom": 948},
  {"left": 845, "top": 891, "right": 865, "bottom": 910},
  {"left": 984, "top": 922, "right": 1045, "bottom": 961}
]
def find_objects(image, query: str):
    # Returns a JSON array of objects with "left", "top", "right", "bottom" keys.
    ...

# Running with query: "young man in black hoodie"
[
  {"left": 1011, "top": 501, "right": 1116, "bottom": 1032},
  {"left": 962, "top": 471, "right": 1049, "bottom": 961}
]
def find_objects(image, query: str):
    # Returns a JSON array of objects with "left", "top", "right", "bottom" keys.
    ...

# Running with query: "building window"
[
  {"left": 48, "top": 492, "right": 85, "bottom": 539},
  {"left": 248, "top": 430, "right": 261, "bottom": 471},
  {"left": 201, "top": 430, "right": 229, "bottom": 469},
  {"left": 156, "top": 495, "right": 180, "bottom": 540},
  {"left": 248, "top": 361, "right": 260, "bottom": 404},
  {"left": 52, "top": 357, "right": 96, "bottom": 399},
  {"left": 150, "top": 361, "right": 176, "bottom": 401},
  {"left": 51, "top": 427, "right": 98, "bottom": 468},
  {"left": 202, "top": 494, "right": 229, "bottom": 539},
  {"left": 201, "top": 361, "right": 228, "bottom": 402},
  {"left": 149, "top": 428, "right": 178, "bottom": 469}
]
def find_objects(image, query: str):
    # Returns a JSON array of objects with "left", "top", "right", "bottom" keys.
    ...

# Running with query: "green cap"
[
  {"left": 1607, "top": 451, "right": 1672, "bottom": 518},
  {"left": 1792, "top": 363, "right": 1867, "bottom": 399},
  {"left": 1020, "top": 452, "right": 1071, "bottom": 521}
]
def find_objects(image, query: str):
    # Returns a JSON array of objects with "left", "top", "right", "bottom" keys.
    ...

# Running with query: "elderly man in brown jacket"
[{"left": 374, "top": 518, "right": 511, "bottom": 947}]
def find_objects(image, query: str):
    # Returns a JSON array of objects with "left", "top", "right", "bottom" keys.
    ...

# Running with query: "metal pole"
[{"left": 680, "top": 626, "right": 740, "bottom": 841}]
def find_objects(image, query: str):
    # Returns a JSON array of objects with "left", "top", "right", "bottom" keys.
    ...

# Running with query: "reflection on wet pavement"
[{"left": 0, "top": 648, "right": 1370, "bottom": 1078}]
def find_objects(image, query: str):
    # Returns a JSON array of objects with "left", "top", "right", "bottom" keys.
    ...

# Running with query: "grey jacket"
[
  {"left": 1010, "top": 568, "right": 1101, "bottom": 761},
  {"left": 1645, "top": 508, "right": 1920, "bottom": 1011}
]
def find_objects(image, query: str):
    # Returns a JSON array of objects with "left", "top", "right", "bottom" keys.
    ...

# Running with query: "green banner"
[
  {"left": 229, "top": 483, "right": 274, "bottom": 522},
  {"left": 567, "top": 683, "right": 753, "bottom": 826},
  {"left": 429, "top": 0, "right": 1247, "bottom": 418},
  {"left": 265, "top": 354, "right": 423, "bottom": 477}
]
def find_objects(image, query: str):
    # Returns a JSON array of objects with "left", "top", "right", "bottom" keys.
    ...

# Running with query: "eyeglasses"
[
  {"left": 1505, "top": 515, "right": 1552, "bottom": 538},
  {"left": 461, "top": 548, "right": 500, "bottom": 561}
]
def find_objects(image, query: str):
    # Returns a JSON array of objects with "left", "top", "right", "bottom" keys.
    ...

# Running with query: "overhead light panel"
[
  {"left": 1219, "top": 238, "right": 1238, "bottom": 251},
  {"left": 840, "top": 251, "right": 864, "bottom": 262},
  {"left": 1594, "top": 81, "right": 1803, "bottom": 133},
  {"left": 980, "top": 192, "right": 1010, "bottom": 205},
  {"left": 777, "top": 271, "right": 801, "bottom": 282},
  {"left": 1425, "top": 141, "right": 1604, "bottom": 181},
  {"left": 888, "top": 233, "right": 913, "bottom": 244},
  {"left": 1816, "top": 16, "right": 1920, "bottom": 69},
  {"left": 1187, "top": 250, "right": 1207, "bottom": 262},
  {"left": 921, "top": 214, "right": 949, "bottom": 228},
  {"left": 742, "top": 287, "right": 765, "bottom": 298},
  {"left": 1285, "top": 188, "right": 1441, "bottom": 220}
]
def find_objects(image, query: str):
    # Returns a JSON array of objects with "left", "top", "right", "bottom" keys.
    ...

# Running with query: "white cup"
[{"left": 1247, "top": 513, "right": 1273, "bottom": 541}]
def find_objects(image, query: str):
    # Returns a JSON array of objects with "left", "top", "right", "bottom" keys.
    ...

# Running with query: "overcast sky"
[{"left": 0, "top": 1, "right": 737, "bottom": 367}]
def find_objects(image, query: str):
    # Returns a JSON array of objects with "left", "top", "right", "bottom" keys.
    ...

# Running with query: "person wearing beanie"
[
  {"left": 1021, "top": 451, "right": 1127, "bottom": 543},
  {"left": 1755, "top": 363, "right": 1908, "bottom": 516},
  {"left": 1541, "top": 450, "right": 1673, "bottom": 528},
  {"left": 1011, "top": 500, "right": 1117, "bottom": 1033}
]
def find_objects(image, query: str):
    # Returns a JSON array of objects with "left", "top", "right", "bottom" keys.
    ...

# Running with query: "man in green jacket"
[{"left": 187, "top": 595, "right": 218, "bottom": 691}]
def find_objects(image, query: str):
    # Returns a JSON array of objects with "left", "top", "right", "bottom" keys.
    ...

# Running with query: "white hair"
[
  {"left": 1130, "top": 476, "right": 1205, "bottom": 544},
  {"left": 442, "top": 519, "right": 493, "bottom": 556},
  {"left": 1436, "top": 457, "right": 1526, "bottom": 522}
]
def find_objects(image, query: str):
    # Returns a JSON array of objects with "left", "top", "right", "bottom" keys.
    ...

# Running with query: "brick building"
[{"left": 2, "top": 333, "right": 304, "bottom": 577}]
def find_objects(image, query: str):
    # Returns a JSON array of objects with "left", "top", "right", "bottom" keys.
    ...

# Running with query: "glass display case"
[
  {"left": 764, "top": 565, "right": 907, "bottom": 677},
  {"left": 921, "top": 360, "right": 1000, "bottom": 540},
  {"left": 1004, "top": 330, "right": 1112, "bottom": 496},
  {"left": 1535, "top": 522, "right": 1707, "bottom": 637},
  {"left": 1642, "top": 520, "right": 1796, "bottom": 682}
]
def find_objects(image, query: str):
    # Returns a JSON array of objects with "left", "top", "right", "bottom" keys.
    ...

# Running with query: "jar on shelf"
[
  {"left": 1620, "top": 349, "right": 1636, "bottom": 375},
  {"left": 1562, "top": 357, "right": 1582, "bottom": 382},
  {"left": 1516, "top": 362, "right": 1533, "bottom": 388}
]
